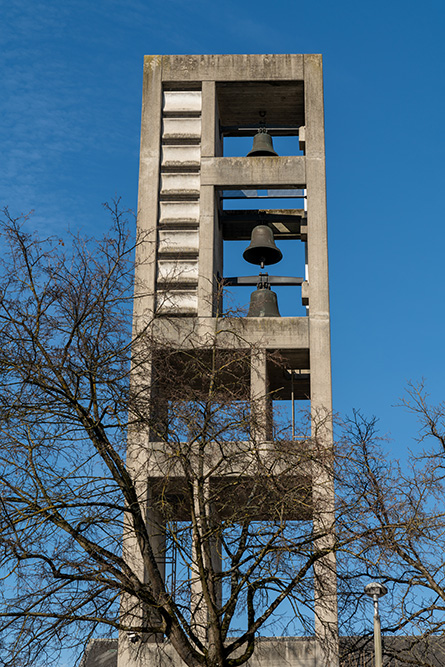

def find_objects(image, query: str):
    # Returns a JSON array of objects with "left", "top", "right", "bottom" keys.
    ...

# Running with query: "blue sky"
[{"left": 2, "top": 0, "right": 445, "bottom": 454}]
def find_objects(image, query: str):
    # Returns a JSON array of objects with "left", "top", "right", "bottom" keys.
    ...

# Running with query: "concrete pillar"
[
  {"left": 197, "top": 184, "right": 215, "bottom": 317},
  {"left": 304, "top": 54, "right": 339, "bottom": 667},
  {"left": 144, "top": 486, "right": 166, "bottom": 641},
  {"left": 190, "top": 481, "right": 210, "bottom": 646},
  {"left": 133, "top": 56, "right": 162, "bottom": 320},
  {"left": 250, "top": 348, "right": 272, "bottom": 444},
  {"left": 190, "top": 533, "right": 222, "bottom": 646},
  {"left": 117, "top": 441, "right": 148, "bottom": 667}
]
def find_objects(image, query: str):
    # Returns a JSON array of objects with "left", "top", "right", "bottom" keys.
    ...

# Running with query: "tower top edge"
[
  {"left": 143, "top": 54, "right": 321, "bottom": 80},
  {"left": 144, "top": 53, "right": 322, "bottom": 59}
]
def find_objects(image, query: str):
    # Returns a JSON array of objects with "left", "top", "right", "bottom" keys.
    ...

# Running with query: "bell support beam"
[
  {"left": 223, "top": 276, "right": 304, "bottom": 286},
  {"left": 200, "top": 156, "right": 306, "bottom": 189},
  {"left": 221, "top": 209, "right": 306, "bottom": 241},
  {"left": 221, "top": 125, "right": 300, "bottom": 136},
  {"left": 150, "top": 315, "right": 309, "bottom": 351}
]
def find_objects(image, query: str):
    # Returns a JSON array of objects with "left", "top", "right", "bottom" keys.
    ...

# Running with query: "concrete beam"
[
  {"left": 156, "top": 54, "right": 304, "bottom": 81},
  {"left": 201, "top": 156, "right": 306, "bottom": 189},
  {"left": 151, "top": 316, "right": 309, "bottom": 351},
  {"left": 221, "top": 209, "right": 306, "bottom": 240},
  {"left": 118, "top": 637, "right": 318, "bottom": 667}
]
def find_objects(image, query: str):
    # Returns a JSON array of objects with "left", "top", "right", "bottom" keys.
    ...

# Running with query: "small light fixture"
[{"left": 364, "top": 582, "right": 388, "bottom": 667}]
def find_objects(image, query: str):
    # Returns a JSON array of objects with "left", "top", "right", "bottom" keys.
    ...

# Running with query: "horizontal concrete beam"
[
  {"left": 222, "top": 209, "right": 306, "bottom": 240},
  {"left": 149, "top": 54, "right": 305, "bottom": 81},
  {"left": 151, "top": 316, "right": 309, "bottom": 350},
  {"left": 201, "top": 156, "right": 306, "bottom": 189}
]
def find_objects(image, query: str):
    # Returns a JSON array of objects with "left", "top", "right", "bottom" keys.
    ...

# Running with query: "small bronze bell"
[
  {"left": 243, "top": 225, "right": 283, "bottom": 267},
  {"left": 246, "top": 129, "right": 278, "bottom": 157},
  {"left": 247, "top": 284, "right": 281, "bottom": 317}
]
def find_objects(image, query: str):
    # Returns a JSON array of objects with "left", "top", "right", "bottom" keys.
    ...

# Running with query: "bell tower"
[{"left": 120, "top": 54, "right": 338, "bottom": 667}]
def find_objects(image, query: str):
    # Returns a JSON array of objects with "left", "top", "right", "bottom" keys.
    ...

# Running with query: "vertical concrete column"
[
  {"left": 190, "top": 502, "right": 222, "bottom": 644},
  {"left": 198, "top": 81, "right": 217, "bottom": 317},
  {"left": 135, "top": 56, "right": 165, "bottom": 627},
  {"left": 198, "top": 185, "right": 216, "bottom": 317},
  {"left": 118, "top": 439, "right": 149, "bottom": 667},
  {"left": 118, "top": 449, "right": 167, "bottom": 665},
  {"left": 144, "top": 485, "right": 166, "bottom": 642},
  {"left": 304, "top": 54, "right": 339, "bottom": 667},
  {"left": 201, "top": 80, "right": 216, "bottom": 158},
  {"left": 133, "top": 56, "right": 163, "bottom": 321},
  {"left": 250, "top": 348, "right": 272, "bottom": 444},
  {"left": 210, "top": 527, "right": 222, "bottom": 609},
  {"left": 190, "top": 480, "right": 210, "bottom": 647},
  {"left": 118, "top": 58, "right": 163, "bottom": 667}
]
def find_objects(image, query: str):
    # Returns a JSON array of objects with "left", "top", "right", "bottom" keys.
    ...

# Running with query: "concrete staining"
[
  {"left": 118, "top": 54, "right": 337, "bottom": 667},
  {"left": 83, "top": 639, "right": 318, "bottom": 667}
]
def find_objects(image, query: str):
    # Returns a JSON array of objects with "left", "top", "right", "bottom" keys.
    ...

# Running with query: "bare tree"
[
  {"left": 6, "top": 205, "right": 445, "bottom": 667},
  {"left": 335, "top": 386, "right": 445, "bottom": 667},
  {"left": 0, "top": 205, "right": 338, "bottom": 667},
  {"left": 0, "top": 202, "right": 137, "bottom": 665},
  {"left": 8, "top": 204, "right": 445, "bottom": 667}
]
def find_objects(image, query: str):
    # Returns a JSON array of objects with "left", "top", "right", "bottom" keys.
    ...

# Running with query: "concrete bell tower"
[{"left": 119, "top": 54, "right": 338, "bottom": 667}]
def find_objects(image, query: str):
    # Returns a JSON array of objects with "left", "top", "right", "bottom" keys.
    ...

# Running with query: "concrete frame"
[{"left": 120, "top": 54, "right": 338, "bottom": 667}]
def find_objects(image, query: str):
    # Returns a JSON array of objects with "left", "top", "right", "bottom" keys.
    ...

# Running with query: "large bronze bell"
[
  {"left": 243, "top": 225, "right": 283, "bottom": 267},
  {"left": 247, "top": 284, "right": 281, "bottom": 317},
  {"left": 246, "top": 130, "right": 278, "bottom": 157}
]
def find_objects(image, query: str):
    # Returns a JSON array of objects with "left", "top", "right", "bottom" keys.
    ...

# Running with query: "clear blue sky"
[{"left": 2, "top": 0, "right": 445, "bottom": 455}]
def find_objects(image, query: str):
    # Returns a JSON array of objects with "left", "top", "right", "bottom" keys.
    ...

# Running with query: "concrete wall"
[{"left": 118, "top": 639, "right": 318, "bottom": 667}]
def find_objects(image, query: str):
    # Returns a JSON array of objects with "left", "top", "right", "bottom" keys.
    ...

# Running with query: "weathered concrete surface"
[
  {"left": 160, "top": 172, "right": 201, "bottom": 197},
  {"left": 83, "top": 638, "right": 319, "bottom": 667},
  {"left": 162, "top": 117, "right": 201, "bottom": 141},
  {"left": 159, "top": 201, "right": 200, "bottom": 224},
  {"left": 150, "top": 315, "right": 309, "bottom": 351},
  {"left": 163, "top": 91, "right": 202, "bottom": 113},
  {"left": 161, "top": 145, "right": 201, "bottom": 168},
  {"left": 81, "top": 638, "right": 118, "bottom": 667},
  {"left": 201, "top": 156, "right": 306, "bottom": 189},
  {"left": 158, "top": 229, "right": 199, "bottom": 254},
  {"left": 153, "top": 54, "right": 305, "bottom": 81},
  {"left": 156, "top": 290, "right": 198, "bottom": 315},
  {"left": 83, "top": 636, "right": 445, "bottom": 667},
  {"left": 157, "top": 258, "right": 199, "bottom": 284},
  {"left": 117, "top": 638, "right": 318, "bottom": 667}
]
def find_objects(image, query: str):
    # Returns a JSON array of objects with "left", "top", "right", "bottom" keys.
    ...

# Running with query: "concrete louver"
[{"left": 157, "top": 90, "right": 202, "bottom": 315}]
